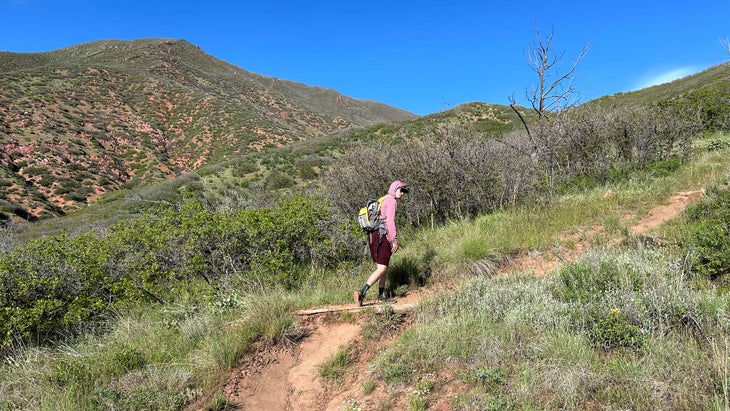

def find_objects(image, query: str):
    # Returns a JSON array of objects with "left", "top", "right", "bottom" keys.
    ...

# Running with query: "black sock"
[
  {"left": 360, "top": 284, "right": 370, "bottom": 295},
  {"left": 378, "top": 287, "right": 385, "bottom": 297}
]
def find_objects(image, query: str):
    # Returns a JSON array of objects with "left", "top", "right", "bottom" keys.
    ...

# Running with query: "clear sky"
[{"left": 1, "top": 0, "right": 729, "bottom": 116}]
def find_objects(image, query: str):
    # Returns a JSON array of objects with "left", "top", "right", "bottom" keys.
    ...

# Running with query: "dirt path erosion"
[
  {"left": 629, "top": 189, "right": 704, "bottom": 234},
  {"left": 221, "top": 317, "right": 361, "bottom": 410},
  {"left": 288, "top": 321, "right": 361, "bottom": 410}
]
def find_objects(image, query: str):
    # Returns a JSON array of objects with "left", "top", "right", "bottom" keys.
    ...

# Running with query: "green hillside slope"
[
  {"left": 0, "top": 38, "right": 416, "bottom": 220},
  {"left": 590, "top": 62, "right": 730, "bottom": 107}
]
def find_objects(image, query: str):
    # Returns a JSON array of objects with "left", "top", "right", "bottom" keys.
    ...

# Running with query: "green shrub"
[
  {"left": 553, "top": 249, "right": 726, "bottom": 346},
  {"left": 473, "top": 366, "right": 508, "bottom": 389},
  {"left": 554, "top": 260, "right": 644, "bottom": 304},
  {"left": 54, "top": 186, "right": 70, "bottom": 195},
  {"left": 21, "top": 166, "right": 45, "bottom": 176},
  {"left": 680, "top": 184, "right": 730, "bottom": 286},
  {"left": 50, "top": 356, "right": 94, "bottom": 389},
  {"left": 0, "top": 194, "right": 359, "bottom": 352},
  {"left": 264, "top": 170, "right": 295, "bottom": 189},
  {"left": 0, "top": 232, "right": 114, "bottom": 352},
  {"left": 706, "top": 139, "right": 730, "bottom": 151},
  {"left": 231, "top": 162, "right": 258, "bottom": 177},
  {"left": 110, "top": 346, "right": 147, "bottom": 374},
  {"left": 583, "top": 306, "right": 644, "bottom": 349},
  {"left": 643, "top": 156, "right": 683, "bottom": 177},
  {"left": 297, "top": 163, "right": 317, "bottom": 180},
  {"left": 362, "top": 380, "right": 376, "bottom": 394}
]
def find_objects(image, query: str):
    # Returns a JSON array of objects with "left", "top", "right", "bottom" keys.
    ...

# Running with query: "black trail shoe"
[
  {"left": 354, "top": 290, "right": 365, "bottom": 306},
  {"left": 377, "top": 293, "right": 396, "bottom": 303}
]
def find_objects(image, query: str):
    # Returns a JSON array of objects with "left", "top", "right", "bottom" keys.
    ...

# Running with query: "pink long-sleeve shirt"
[{"left": 379, "top": 180, "right": 404, "bottom": 243}]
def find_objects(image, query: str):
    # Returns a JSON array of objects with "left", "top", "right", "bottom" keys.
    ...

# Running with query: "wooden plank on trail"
[{"left": 294, "top": 302, "right": 418, "bottom": 316}]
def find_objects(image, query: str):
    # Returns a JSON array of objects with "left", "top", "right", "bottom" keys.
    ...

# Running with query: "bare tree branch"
[
  {"left": 509, "top": 95, "right": 531, "bottom": 138},
  {"left": 525, "top": 25, "right": 589, "bottom": 119}
]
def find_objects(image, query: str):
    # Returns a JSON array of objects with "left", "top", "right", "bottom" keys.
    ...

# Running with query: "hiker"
[{"left": 354, "top": 180, "right": 409, "bottom": 306}]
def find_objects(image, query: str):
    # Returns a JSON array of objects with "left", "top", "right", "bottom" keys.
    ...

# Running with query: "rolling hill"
[
  {"left": 0, "top": 38, "right": 416, "bottom": 221},
  {"left": 2, "top": 37, "right": 728, "bottom": 228}
]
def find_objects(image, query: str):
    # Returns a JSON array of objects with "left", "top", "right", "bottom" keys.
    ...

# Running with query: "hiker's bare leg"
[{"left": 366, "top": 264, "right": 388, "bottom": 287}]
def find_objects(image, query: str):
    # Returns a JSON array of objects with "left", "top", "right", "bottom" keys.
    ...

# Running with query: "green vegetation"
[
  {"left": 0, "top": 195, "right": 358, "bottom": 354},
  {"left": 378, "top": 245, "right": 728, "bottom": 409},
  {"left": 0, "top": 46, "right": 729, "bottom": 410},
  {"left": 0, "top": 38, "right": 416, "bottom": 220},
  {"left": 320, "top": 89, "right": 724, "bottom": 229},
  {"left": 318, "top": 345, "right": 355, "bottom": 383},
  {"left": 0, "top": 131, "right": 728, "bottom": 409},
  {"left": 368, "top": 138, "right": 729, "bottom": 409},
  {"left": 679, "top": 183, "right": 730, "bottom": 289}
]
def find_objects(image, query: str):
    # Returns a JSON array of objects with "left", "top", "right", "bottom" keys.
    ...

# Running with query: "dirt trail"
[
  {"left": 225, "top": 319, "right": 363, "bottom": 409},
  {"left": 194, "top": 188, "right": 704, "bottom": 411},
  {"left": 498, "top": 189, "right": 704, "bottom": 277},
  {"left": 629, "top": 189, "right": 704, "bottom": 234}
]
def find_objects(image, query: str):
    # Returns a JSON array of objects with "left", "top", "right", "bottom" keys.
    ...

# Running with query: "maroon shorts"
[{"left": 368, "top": 230, "right": 392, "bottom": 266}]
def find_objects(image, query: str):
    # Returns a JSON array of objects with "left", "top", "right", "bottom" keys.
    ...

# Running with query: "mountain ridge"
[{"left": 0, "top": 38, "right": 416, "bottom": 220}]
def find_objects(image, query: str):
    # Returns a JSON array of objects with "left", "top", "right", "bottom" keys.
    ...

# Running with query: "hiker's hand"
[{"left": 391, "top": 241, "right": 399, "bottom": 253}]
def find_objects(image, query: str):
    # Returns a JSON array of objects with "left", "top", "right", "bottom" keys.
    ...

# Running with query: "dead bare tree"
[
  {"left": 526, "top": 26, "right": 588, "bottom": 119},
  {"left": 509, "top": 24, "right": 589, "bottom": 188}
]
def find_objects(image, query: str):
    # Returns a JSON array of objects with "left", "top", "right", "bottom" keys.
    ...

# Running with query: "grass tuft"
[{"left": 318, "top": 345, "right": 354, "bottom": 383}]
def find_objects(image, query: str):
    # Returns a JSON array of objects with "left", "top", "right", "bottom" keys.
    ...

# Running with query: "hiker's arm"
[{"left": 381, "top": 197, "right": 398, "bottom": 244}]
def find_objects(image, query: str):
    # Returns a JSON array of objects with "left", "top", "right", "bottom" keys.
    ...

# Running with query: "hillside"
[
  {"left": 5, "top": 99, "right": 535, "bottom": 241},
  {"left": 3, "top": 142, "right": 728, "bottom": 410},
  {"left": 589, "top": 61, "right": 730, "bottom": 108},
  {"left": 2, "top": 41, "right": 727, "bottom": 230},
  {"left": 0, "top": 38, "right": 416, "bottom": 220}
]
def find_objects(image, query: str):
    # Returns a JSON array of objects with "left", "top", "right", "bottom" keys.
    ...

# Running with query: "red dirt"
[
  {"left": 223, "top": 318, "right": 362, "bottom": 410},
  {"left": 628, "top": 189, "right": 704, "bottom": 235},
  {"left": 187, "top": 188, "right": 704, "bottom": 410}
]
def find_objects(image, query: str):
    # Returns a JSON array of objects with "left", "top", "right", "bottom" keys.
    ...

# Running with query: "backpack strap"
[{"left": 376, "top": 195, "right": 389, "bottom": 234}]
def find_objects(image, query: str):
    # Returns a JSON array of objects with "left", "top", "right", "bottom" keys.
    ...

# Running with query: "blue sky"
[{"left": 1, "top": 1, "right": 728, "bottom": 116}]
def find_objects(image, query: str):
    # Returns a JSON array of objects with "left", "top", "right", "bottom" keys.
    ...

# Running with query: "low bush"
[
  {"left": 553, "top": 250, "right": 726, "bottom": 345},
  {"left": 0, "top": 194, "right": 359, "bottom": 353},
  {"left": 679, "top": 183, "right": 730, "bottom": 288},
  {"left": 322, "top": 99, "right": 701, "bottom": 230},
  {"left": 581, "top": 306, "right": 644, "bottom": 349},
  {"left": 0, "top": 232, "right": 115, "bottom": 351}
]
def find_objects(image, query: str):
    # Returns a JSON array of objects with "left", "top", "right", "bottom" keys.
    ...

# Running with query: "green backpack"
[{"left": 357, "top": 195, "right": 387, "bottom": 233}]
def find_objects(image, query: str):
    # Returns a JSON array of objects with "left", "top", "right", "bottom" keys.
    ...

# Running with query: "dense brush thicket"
[
  {"left": 321, "top": 97, "right": 718, "bottom": 227},
  {"left": 0, "top": 195, "right": 358, "bottom": 353}
]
